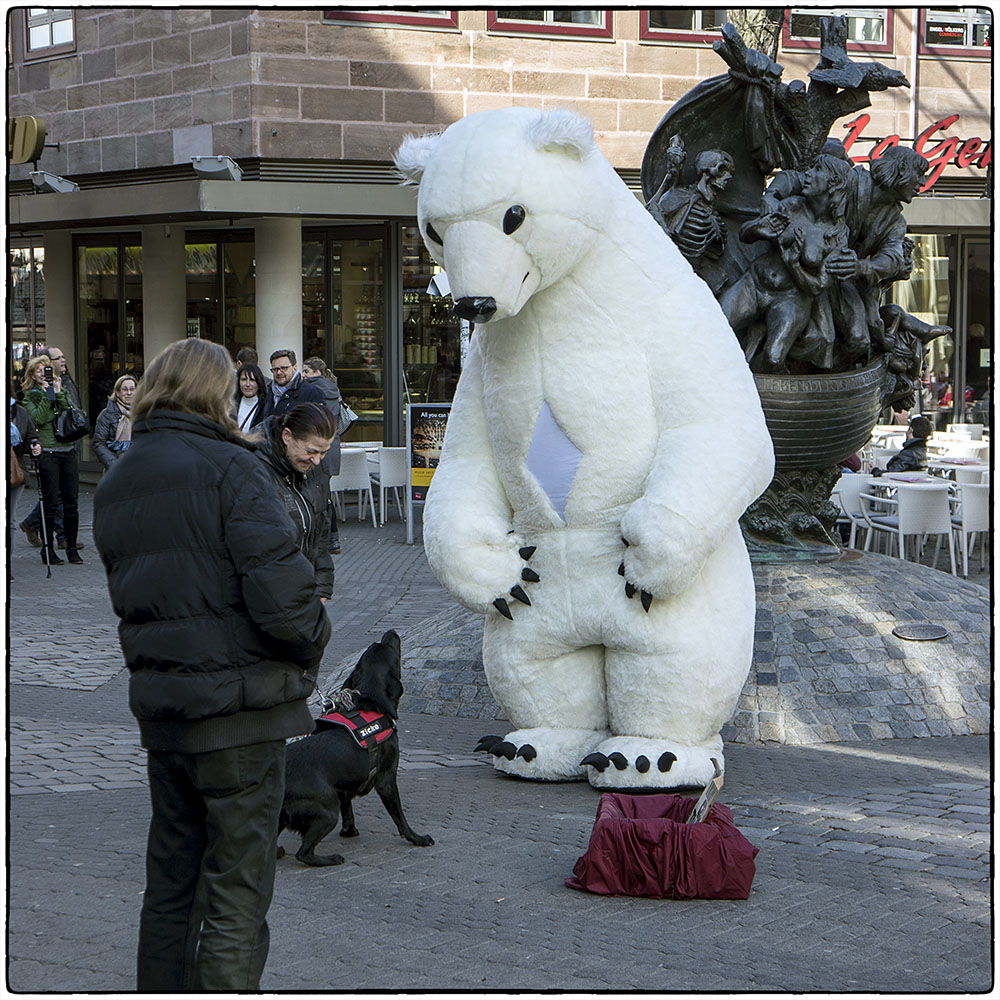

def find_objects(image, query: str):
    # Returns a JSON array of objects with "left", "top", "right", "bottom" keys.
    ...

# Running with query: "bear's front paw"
[
  {"left": 491, "top": 545, "right": 540, "bottom": 620},
  {"left": 618, "top": 536, "right": 654, "bottom": 613}
]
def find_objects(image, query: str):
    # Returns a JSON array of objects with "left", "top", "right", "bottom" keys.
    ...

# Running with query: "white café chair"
[
  {"left": 951, "top": 482, "right": 990, "bottom": 577},
  {"left": 831, "top": 473, "right": 869, "bottom": 550},
  {"left": 947, "top": 423, "right": 983, "bottom": 440},
  {"left": 328, "top": 449, "right": 376, "bottom": 527},
  {"left": 369, "top": 446, "right": 408, "bottom": 526},
  {"left": 943, "top": 440, "right": 989, "bottom": 461},
  {"left": 861, "top": 482, "right": 957, "bottom": 575},
  {"left": 872, "top": 447, "right": 899, "bottom": 469}
]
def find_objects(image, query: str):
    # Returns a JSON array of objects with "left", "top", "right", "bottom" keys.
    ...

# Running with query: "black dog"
[{"left": 278, "top": 630, "right": 434, "bottom": 867}]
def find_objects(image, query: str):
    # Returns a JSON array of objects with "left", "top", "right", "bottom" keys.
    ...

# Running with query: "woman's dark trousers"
[
  {"left": 36, "top": 449, "right": 79, "bottom": 552},
  {"left": 136, "top": 741, "right": 286, "bottom": 992}
]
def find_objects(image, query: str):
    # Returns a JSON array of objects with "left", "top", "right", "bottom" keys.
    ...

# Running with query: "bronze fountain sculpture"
[{"left": 642, "top": 16, "right": 950, "bottom": 554}]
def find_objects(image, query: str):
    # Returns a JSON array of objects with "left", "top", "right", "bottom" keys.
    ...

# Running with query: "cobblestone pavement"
[{"left": 6, "top": 487, "right": 993, "bottom": 993}]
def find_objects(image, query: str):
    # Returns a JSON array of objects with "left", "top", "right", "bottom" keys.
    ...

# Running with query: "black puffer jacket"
[
  {"left": 93, "top": 409, "right": 331, "bottom": 753},
  {"left": 255, "top": 416, "right": 334, "bottom": 598}
]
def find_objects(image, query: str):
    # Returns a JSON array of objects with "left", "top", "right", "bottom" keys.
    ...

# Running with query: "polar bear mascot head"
[{"left": 395, "top": 107, "right": 634, "bottom": 324}]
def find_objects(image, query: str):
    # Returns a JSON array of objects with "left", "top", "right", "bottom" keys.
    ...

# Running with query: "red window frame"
[
  {"left": 782, "top": 7, "right": 894, "bottom": 56},
  {"left": 918, "top": 8, "right": 991, "bottom": 58},
  {"left": 638, "top": 9, "right": 726, "bottom": 45},
  {"left": 321, "top": 10, "right": 459, "bottom": 29},
  {"left": 486, "top": 10, "right": 613, "bottom": 39}
]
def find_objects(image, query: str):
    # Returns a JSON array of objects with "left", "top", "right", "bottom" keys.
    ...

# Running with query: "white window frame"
[
  {"left": 785, "top": 7, "right": 891, "bottom": 52},
  {"left": 922, "top": 7, "right": 991, "bottom": 53},
  {"left": 24, "top": 8, "right": 75, "bottom": 58}
]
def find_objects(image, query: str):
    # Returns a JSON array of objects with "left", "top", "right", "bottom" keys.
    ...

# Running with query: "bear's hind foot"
[
  {"left": 475, "top": 727, "right": 609, "bottom": 782},
  {"left": 582, "top": 735, "right": 723, "bottom": 791}
]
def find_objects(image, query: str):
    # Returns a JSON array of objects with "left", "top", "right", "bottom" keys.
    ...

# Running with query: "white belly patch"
[{"left": 525, "top": 401, "right": 581, "bottom": 521}]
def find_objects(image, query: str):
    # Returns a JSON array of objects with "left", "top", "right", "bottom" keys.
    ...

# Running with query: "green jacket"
[{"left": 23, "top": 386, "right": 73, "bottom": 450}]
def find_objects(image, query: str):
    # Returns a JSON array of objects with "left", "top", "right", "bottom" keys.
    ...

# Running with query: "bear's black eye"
[
  {"left": 425, "top": 222, "right": 444, "bottom": 245},
  {"left": 503, "top": 205, "right": 526, "bottom": 235}
]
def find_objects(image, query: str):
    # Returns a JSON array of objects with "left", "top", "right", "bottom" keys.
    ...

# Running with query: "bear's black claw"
[
  {"left": 521, "top": 567, "right": 540, "bottom": 583},
  {"left": 475, "top": 734, "right": 504, "bottom": 753},
  {"left": 657, "top": 751, "right": 677, "bottom": 772},
  {"left": 622, "top": 537, "right": 630, "bottom": 547},
  {"left": 491, "top": 741, "right": 517, "bottom": 760},
  {"left": 635, "top": 755, "right": 650, "bottom": 773},
  {"left": 624, "top": 581, "right": 637, "bottom": 599},
  {"left": 640, "top": 590, "right": 653, "bottom": 613},
  {"left": 617, "top": 561, "right": 626, "bottom": 577},
  {"left": 509, "top": 584, "right": 531, "bottom": 606},
  {"left": 580, "top": 752, "right": 610, "bottom": 772},
  {"left": 519, "top": 545, "right": 537, "bottom": 561},
  {"left": 515, "top": 744, "right": 537, "bottom": 762},
  {"left": 608, "top": 752, "right": 628, "bottom": 770},
  {"left": 493, "top": 597, "right": 514, "bottom": 620}
]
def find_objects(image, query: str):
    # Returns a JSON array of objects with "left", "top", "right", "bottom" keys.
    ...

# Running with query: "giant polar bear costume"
[{"left": 396, "top": 108, "right": 774, "bottom": 790}]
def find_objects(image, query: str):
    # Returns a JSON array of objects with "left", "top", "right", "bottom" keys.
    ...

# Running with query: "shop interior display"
[
  {"left": 397, "top": 106, "right": 773, "bottom": 790},
  {"left": 641, "top": 15, "right": 951, "bottom": 553}
]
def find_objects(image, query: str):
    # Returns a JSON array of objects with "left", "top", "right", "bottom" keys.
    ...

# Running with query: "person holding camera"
[{"left": 21, "top": 355, "right": 82, "bottom": 565}]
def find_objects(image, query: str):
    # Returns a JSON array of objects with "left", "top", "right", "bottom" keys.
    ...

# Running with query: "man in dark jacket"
[
  {"left": 94, "top": 339, "right": 331, "bottom": 992},
  {"left": 885, "top": 414, "right": 931, "bottom": 472},
  {"left": 261, "top": 348, "right": 325, "bottom": 419}
]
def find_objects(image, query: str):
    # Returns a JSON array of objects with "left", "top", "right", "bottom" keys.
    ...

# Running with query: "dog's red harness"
[{"left": 315, "top": 688, "right": 395, "bottom": 751}]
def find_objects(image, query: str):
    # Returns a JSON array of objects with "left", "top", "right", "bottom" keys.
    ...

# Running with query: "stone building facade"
[{"left": 7, "top": 7, "right": 992, "bottom": 457}]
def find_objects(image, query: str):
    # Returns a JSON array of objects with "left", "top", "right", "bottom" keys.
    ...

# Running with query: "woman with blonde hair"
[
  {"left": 22, "top": 354, "right": 82, "bottom": 564},
  {"left": 93, "top": 337, "right": 330, "bottom": 991},
  {"left": 93, "top": 373, "right": 137, "bottom": 469}
]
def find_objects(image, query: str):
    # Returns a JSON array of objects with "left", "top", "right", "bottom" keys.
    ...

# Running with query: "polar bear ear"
[
  {"left": 394, "top": 131, "right": 443, "bottom": 185},
  {"left": 527, "top": 109, "right": 596, "bottom": 160}
]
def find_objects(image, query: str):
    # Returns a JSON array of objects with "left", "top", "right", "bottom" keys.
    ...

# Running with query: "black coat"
[
  {"left": 256, "top": 416, "right": 334, "bottom": 599},
  {"left": 260, "top": 371, "right": 326, "bottom": 420},
  {"left": 885, "top": 437, "right": 927, "bottom": 472},
  {"left": 93, "top": 409, "right": 331, "bottom": 753}
]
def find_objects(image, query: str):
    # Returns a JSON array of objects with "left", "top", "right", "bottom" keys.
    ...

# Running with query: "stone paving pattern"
[{"left": 6, "top": 487, "right": 993, "bottom": 992}]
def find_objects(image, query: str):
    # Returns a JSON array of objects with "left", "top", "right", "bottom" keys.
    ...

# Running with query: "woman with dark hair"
[
  {"left": 255, "top": 401, "right": 337, "bottom": 601},
  {"left": 232, "top": 362, "right": 268, "bottom": 432},
  {"left": 300, "top": 356, "right": 344, "bottom": 553},
  {"left": 93, "top": 337, "right": 330, "bottom": 991}
]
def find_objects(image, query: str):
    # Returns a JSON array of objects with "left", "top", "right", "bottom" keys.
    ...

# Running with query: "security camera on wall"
[
  {"left": 191, "top": 155, "right": 243, "bottom": 182},
  {"left": 29, "top": 170, "right": 79, "bottom": 194}
]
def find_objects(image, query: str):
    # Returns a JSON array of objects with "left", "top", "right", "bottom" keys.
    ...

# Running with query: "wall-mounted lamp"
[
  {"left": 30, "top": 170, "right": 79, "bottom": 194},
  {"left": 191, "top": 155, "right": 243, "bottom": 182}
]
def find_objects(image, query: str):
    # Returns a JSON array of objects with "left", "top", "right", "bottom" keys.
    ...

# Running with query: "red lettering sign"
[{"left": 839, "top": 113, "right": 991, "bottom": 190}]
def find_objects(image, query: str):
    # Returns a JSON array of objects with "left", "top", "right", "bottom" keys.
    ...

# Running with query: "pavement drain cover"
[{"left": 892, "top": 623, "right": 949, "bottom": 641}]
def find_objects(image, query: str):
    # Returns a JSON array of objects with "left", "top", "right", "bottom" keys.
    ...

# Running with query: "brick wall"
[{"left": 7, "top": 8, "right": 991, "bottom": 182}]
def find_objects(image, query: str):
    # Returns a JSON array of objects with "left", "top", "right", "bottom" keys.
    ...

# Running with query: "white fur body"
[{"left": 397, "top": 109, "right": 774, "bottom": 788}]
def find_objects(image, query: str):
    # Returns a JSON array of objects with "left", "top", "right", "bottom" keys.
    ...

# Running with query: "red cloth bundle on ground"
[{"left": 565, "top": 792, "right": 759, "bottom": 900}]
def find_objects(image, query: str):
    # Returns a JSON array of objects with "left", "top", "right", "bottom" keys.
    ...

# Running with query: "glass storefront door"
[
  {"left": 75, "top": 238, "right": 144, "bottom": 461},
  {"left": 960, "top": 239, "right": 990, "bottom": 426}
]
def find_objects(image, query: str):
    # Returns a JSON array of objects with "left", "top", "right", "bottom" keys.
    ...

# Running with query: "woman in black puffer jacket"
[
  {"left": 254, "top": 402, "right": 337, "bottom": 600},
  {"left": 93, "top": 339, "right": 330, "bottom": 992}
]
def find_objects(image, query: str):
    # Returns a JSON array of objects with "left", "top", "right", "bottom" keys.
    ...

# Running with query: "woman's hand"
[
  {"left": 29, "top": 441, "right": 42, "bottom": 457},
  {"left": 50, "top": 375, "right": 63, "bottom": 394}
]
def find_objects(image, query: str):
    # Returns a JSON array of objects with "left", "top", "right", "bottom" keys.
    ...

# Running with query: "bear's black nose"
[{"left": 454, "top": 296, "right": 497, "bottom": 322}]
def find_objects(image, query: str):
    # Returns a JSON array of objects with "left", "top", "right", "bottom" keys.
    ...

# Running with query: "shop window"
[
  {"left": 183, "top": 233, "right": 255, "bottom": 360},
  {"left": 920, "top": 8, "right": 991, "bottom": 56},
  {"left": 487, "top": 10, "right": 613, "bottom": 38},
  {"left": 321, "top": 9, "right": 458, "bottom": 28},
  {"left": 24, "top": 8, "right": 75, "bottom": 58},
  {"left": 75, "top": 239, "right": 143, "bottom": 459},
  {"left": 639, "top": 8, "right": 727, "bottom": 43},
  {"left": 401, "top": 226, "right": 464, "bottom": 406},
  {"left": 784, "top": 7, "right": 892, "bottom": 53},
  {"left": 9, "top": 246, "right": 45, "bottom": 390}
]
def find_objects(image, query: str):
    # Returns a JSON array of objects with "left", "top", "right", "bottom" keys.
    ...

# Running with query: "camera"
[{"left": 43, "top": 365, "right": 54, "bottom": 382}]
